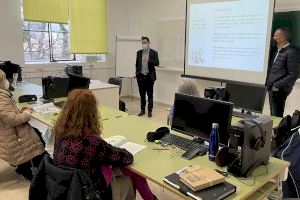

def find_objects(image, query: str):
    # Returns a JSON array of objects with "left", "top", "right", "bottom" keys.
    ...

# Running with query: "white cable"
[{"left": 280, "top": 131, "right": 300, "bottom": 199}]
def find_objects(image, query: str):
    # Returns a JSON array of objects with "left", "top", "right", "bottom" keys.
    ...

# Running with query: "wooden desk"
[
  {"left": 14, "top": 83, "right": 128, "bottom": 127},
  {"left": 14, "top": 83, "right": 288, "bottom": 200},
  {"left": 14, "top": 81, "right": 119, "bottom": 110},
  {"left": 101, "top": 115, "right": 289, "bottom": 200},
  {"left": 89, "top": 80, "right": 119, "bottom": 109},
  {"left": 22, "top": 110, "right": 289, "bottom": 200},
  {"left": 24, "top": 105, "right": 129, "bottom": 128}
]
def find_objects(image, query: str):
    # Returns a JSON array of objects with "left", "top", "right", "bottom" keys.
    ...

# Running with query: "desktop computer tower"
[{"left": 228, "top": 117, "right": 273, "bottom": 177}]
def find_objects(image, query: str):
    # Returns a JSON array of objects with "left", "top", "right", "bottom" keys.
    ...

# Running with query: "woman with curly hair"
[{"left": 53, "top": 89, "right": 157, "bottom": 200}]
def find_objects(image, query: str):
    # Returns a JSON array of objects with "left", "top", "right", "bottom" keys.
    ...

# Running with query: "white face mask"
[
  {"left": 4, "top": 80, "right": 9, "bottom": 90},
  {"left": 142, "top": 44, "right": 149, "bottom": 50}
]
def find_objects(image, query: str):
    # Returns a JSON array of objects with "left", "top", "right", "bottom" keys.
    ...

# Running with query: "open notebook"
[{"left": 104, "top": 135, "right": 146, "bottom": 155}]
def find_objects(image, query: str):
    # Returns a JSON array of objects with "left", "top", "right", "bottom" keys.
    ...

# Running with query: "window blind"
[
  {"left": 23, "top": 0, "right": 68, "bottom": 24},
  {"left": 70, "top": 0, "right": 108, "bottom": 54}
]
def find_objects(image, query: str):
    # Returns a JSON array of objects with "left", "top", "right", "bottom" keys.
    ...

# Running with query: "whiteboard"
[
  {"left": 116, "top": 36, "right": 141, "bottom": 77},
  {"left": 157, "top": 19, "right": 185, "bottom": 70}
]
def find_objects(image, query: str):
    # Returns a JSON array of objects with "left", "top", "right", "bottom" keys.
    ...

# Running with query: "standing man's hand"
[{"left": 272, "top": 85, "right": 279, "bottom": 91}]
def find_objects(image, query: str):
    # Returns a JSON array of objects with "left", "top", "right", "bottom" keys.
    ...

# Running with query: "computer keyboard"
[
  {"left": 161, "top": 133, "right": 208, "bottom": 154},
  {"left": 232, "top": 111, "right": 259, "bottom": 119}
]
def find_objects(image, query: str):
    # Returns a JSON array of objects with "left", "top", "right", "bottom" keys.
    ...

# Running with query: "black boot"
[{"left": 138, "top": 110, "right": 145, "bottom": 116}]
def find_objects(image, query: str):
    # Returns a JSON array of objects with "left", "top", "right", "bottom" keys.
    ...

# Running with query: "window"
[{"left": 22, "top": 21, "right": 105, "bottom": 63}]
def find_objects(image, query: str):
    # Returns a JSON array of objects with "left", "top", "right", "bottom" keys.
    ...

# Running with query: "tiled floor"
[
  {"left": 0, "top": 97, "right": 185, "bottom": 200},
  {"left": 121, "top": 96, "right": 171, "bottom": 125}
]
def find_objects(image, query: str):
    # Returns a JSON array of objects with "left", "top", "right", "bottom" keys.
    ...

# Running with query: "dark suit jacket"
[{"left": 135, "top": 49, "right": 159, "bottom": 82}]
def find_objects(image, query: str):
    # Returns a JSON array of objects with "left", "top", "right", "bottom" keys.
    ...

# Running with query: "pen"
[
  {"left": 152, "top": 148, "right": 169, "bottom": 150},
  {"left": 215, "top": 169, "right": 228, "bottom": 177}
]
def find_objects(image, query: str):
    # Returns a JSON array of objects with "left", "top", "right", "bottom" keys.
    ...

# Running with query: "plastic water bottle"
[{"left": 208, "top": 123, "right": 219, "bottom": 161}]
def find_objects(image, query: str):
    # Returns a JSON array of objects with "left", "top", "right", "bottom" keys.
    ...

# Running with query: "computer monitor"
[
  {"left": 42, "top": 76, "right": 69, "bottom": 99},
  {"left": 171, "top": 93, "right": 233, "bottom": 146},
  {"left": 0, "top": 61, "right": 19, "bottom": 79},
  {"left": 225, "top": 82, "right": 266, "bottom": 113},
  {"left": 65, "top": 65, "right": 83, "bottom": 76},
  {"left": 67, "top": 75, "right": 90, "bottom": 92}
]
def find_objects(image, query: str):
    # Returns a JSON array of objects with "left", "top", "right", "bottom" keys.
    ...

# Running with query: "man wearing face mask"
[
  {"left": 266, "top": 27, "right": 300, "bottom": 117},
  {"left": 135, "top": 36, "right": 159, "bottom": 118}
]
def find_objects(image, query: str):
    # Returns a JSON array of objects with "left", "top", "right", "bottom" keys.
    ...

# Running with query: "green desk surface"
[
  {"left": 14, "top": 82, "right": 43, "bottom": 98},
  {"left": 13, "top": 83, "right": 129, "bottom": 126},
  {"left": 16, "top": 104, "right": 129, "bottom": 128},
  {"left": 101, "top": 115, "right": 289, "bottom": 200}
]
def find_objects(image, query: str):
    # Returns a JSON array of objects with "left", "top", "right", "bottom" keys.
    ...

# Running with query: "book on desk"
[
  {"left": 105, "top": 135, "right": 146, "bottom": 155},
  {"left": 163, "top": 167, "right": 236, "bottom": 200}
]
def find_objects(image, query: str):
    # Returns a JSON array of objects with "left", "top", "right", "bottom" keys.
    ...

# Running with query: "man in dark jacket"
[
  {"left": 266, "top": 27, "right": 300, "bottom": 117},
  {"left": 135, "top": 36, "right": 159, "bottom": 118}
]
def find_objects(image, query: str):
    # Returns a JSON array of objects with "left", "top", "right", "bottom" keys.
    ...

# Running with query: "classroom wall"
[
  {"left": 0, "top": 0, "right": 25, "bottom": 65},
  {"left": 121, "top": 0, "right": 300, "bottom": 117},
  {"left": 275, "top": 0, "right": 300, "bottom": 12}
]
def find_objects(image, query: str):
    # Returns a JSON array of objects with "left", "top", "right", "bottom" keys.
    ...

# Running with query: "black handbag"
[{"left": 18, "top": 95, "right": 37, "bottom": 103}]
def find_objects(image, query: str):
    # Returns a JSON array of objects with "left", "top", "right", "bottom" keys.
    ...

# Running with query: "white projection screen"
[{"left": 184, "top": 0, "right": 275, "bottom": 84}]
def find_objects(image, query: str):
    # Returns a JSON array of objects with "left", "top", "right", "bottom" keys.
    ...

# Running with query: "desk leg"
[
  {"left": 261, "top": 176, "right": 283, "bottom": 200},
  {"left": 131, "top": 78, "right": 134, "bottom": 100}
]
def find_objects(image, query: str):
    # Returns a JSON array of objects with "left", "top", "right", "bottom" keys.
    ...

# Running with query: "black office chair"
[
  {"left": 108, "top": 77, "right": 122, "bottom": 95},
  {"left": 29, "top": 154, "right": 105, "bottom": 200},
  {"left": 108, "top": 77, "right": 126, "bottom": 111}
]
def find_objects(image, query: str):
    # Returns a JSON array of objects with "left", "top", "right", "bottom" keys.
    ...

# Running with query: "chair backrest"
[
  {"left": 108, "top": 77, "right": 122, "bottom": 95},
  {"left": 29, "top": 154, "right": 101, "bottom": 200},
  {"left": 274, "top": 115, "right": 292, "bottom": 147}
]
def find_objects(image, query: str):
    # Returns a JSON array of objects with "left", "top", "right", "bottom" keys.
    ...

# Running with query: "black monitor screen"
[
  {"left": 65, "top": 65, "right": 83, "bottom": 77},
  {"left": 67, "top": 75, "right": 90, "bottom": 92},
  {"left": 42, "top": 77, "right": 69, "bottom": 99},
  {"left": 172, "top": 93, "right": 233, "bottom": 146},
  {"left": 225, "top": 82, "right": 266, "bottom": 113}
]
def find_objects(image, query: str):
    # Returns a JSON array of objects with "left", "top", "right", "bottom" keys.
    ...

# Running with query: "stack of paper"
[{"left": 31, "top": 103, "right": 60, "bottom": 114}]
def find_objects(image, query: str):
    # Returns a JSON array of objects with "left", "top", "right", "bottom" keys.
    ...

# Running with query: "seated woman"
[
  {"left": 168, "top": 79, "right": 200, "bottom": 125},
  {"left": 53, "top": 89, "right": 157, "bottom": 200},
  {"left": 0, "top": 69, "right": 45, "bottom": 180}
]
